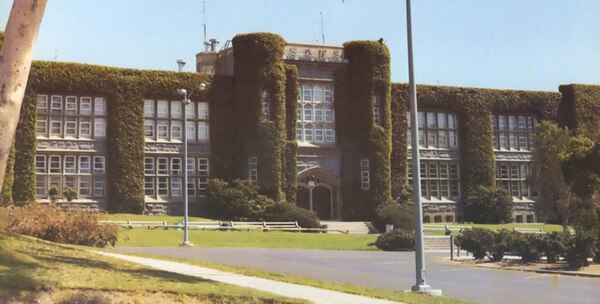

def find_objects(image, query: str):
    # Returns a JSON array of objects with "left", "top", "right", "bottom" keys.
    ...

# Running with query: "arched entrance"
[{"left": 296, "top": 168, "right": 341, "bottom": 220}]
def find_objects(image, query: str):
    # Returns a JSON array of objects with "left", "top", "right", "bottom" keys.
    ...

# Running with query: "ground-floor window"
[
  {"left": 408, "top": 160, "right": 461, "bottom": 200},
  {"left": 495, "top": 162, "right": 537, "bottom": 199},
  {"left": 144, "top": 155, "right": 209, "bottom": 200},
  {"left": 34, "top": 153, "right": 105, "bottom": 200}
]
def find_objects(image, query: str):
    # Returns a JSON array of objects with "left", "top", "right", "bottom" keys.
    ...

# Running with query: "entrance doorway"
[{"left": 296, "top": 168, "right": 340, "bottom": 220}]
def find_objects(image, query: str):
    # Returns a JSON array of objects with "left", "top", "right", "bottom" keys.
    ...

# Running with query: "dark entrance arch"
[{"left": 296, "top": 167, "right": 341, "bottom": 220}]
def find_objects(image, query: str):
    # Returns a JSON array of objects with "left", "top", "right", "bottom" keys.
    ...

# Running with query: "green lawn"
[
  {"left": 0, "top": 232, "right": 302, "bottom": 304},
  {"left": 118, "top": 229, "right": 379, "bottom": 250}
]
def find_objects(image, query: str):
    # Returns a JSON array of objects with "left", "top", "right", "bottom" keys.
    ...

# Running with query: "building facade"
[{"left": 4, "top": 32, "right": 598, "bottom": 223}]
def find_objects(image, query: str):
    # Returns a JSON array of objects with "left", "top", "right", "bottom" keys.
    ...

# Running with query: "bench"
[
  {"left": 184, "top": 221, "right": 223, "bottom": 230},
  {"left": 513, "top": 227, "right": 544, "bottom": 234},
  {"left": 423, "top": 224, "right": 472, "bottom": 234},
  {"left": 98, "top": 220, "right": 168, "bottom": 229},
  {"left": 263, "top": 221, "right": 301, "bottom": 231}
]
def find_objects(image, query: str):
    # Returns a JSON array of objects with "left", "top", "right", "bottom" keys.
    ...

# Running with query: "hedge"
[
  {"left": 13, "top": 61, "right": 211, "bottom": 213},
  {"left": 338, "top": 41, "right": 392, "bottom": 219},
  {"left": 0, "top": 142, "right": 15, "bottom": 205}
]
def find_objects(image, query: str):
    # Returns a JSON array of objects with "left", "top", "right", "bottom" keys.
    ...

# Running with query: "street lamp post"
[
  {"left": 405, "top": 0, "right": 441, "bottom": 295},
  {"left": 307, "top": 175, "right": 316, "bottom": 212},
  {"left": 177, "top": 59, "right": 206, "bottom": 247}
]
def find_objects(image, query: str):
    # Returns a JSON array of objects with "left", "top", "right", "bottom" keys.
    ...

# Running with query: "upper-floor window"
[
  {"left": 144, "top": 99, "right": 209, "bottom": 142},
  {"left": 36, "top": 94, "right": 106, "bottom": 140},
  {"left": 492, "top": 114, "right": 536, "bottom": 151},
  {"left": 297, "top": 83, "right": 335, "bottom": 144},
  {"left": 372, "top": 95, "right": 382, "bottom": 125},
  {"left": 407, "top": 111, "right": 458, "bottom": 149},
  {"left": 262, "top": 91, "right": 272, "bottom": 121}
]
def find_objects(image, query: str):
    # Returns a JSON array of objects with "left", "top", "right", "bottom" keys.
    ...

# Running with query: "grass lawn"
[
  {"left": 0, "top": 232, "right": 303, "bottom": 304},
  {"left": 118, "top": 229, "right": 379, "bottom": 250}
]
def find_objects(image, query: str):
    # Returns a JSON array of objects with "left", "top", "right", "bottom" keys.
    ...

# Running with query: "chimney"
[{"left": 209, "top": 39, "right": 219, "bottom": 52}]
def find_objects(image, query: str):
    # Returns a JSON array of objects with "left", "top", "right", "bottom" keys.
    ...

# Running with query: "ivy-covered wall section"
[
  {"left": 390, "top": 84, "right": 560, "bottom": 205},
  {"left": 283, "top": 65, "right": 299, "bottom": 203},
  {"left": 559, "top": 84, "right": 600, "bottom": 141},
  {"left": 12, "top": 61, "right": 210, "bottom": 213},
  {"left": 230, "top": 33, "right": 288, "bottom": 202},
  {"left": 338, "top": 41, "right": 392, "bottom": 219}
]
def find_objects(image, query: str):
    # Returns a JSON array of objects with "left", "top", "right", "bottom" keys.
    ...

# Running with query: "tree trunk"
[{"left": 0, "top": 0, "right": 47, "bottom": 191}]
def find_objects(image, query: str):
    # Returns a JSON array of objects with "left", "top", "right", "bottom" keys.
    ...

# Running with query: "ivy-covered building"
[{"left": 3, "top": 32, "right": 598, "bottom": 223}]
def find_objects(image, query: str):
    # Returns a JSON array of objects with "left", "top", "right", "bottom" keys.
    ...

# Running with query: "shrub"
[
  {"left": 263, "top": 202, "right": 321, "bottom": 228},
  {"left": 565, "top": 231, "right": 596, "bottom": 270},
  {"left": 48, "top": 185, "right": 60, "bottom": 203},
  {"left": 0, "top": 204, "right": 117, "bottom": 247},
  {"left": 455, "top": 228, "right": 495, "bottom": 259},
  {"left": 375, "top": 229, "right": 415, "bottom": 251},
  {"left": 491, "top": 229, "right": 519, "bottom": 261},
  {"left": 541, "top": 232, "right": 569, "bottom": 263},
  {"left": 204, "top": 179, "right": 275, "bottom": 221},
  {"left": 513, "top": 233, "right": 543, "bottom": 262},
  {"left": 464, "top": 186, "right": 514, "bottom": 224},
  {"left": 373, "top": 200, "right": 414, "bottom": 232},
  {"left": 63, "top": 187, "right": 78, "bottom": 202}
]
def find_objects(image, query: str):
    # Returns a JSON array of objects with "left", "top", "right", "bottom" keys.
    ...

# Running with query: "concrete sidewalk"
[{"left": 92, "top": 251, "right": 402, "bottom": 304}]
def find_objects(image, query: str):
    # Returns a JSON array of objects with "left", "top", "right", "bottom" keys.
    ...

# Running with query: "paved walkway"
[{"left": 92, "top": 251, "right": 402, "bottom": 304}]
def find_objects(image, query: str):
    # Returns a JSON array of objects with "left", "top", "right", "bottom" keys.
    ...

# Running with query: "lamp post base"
[
  {"left": 409, "top": 284, "right": 442, "bottom": 296},
  {"left": 180, "top": 241, "right": 194, "bottom": 247}
]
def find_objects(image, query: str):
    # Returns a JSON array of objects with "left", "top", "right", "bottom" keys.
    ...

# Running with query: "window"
[
  {"left": 297, "top": 83, "right": 335, "bottom": 144},
  {"left": 144, "top": 100, "right": 154, "bottom": 117},
  {"left": 157, "top": 177, "right": 169, "bottom": 196},
  {"left": 408, "top": 161, "right": 461, "bottom": 200},
  {"left": 186, "top": 158, "right": 195, "bottom": 175},
  {"left": 157, "top": 158, "right": 169, "bottom": 175},
  {"left": 144, "top": 120, "right": 154, "bottom": 138},
  {"left": 50, "top": 118, "right": 62, "bottom": 137},
  {"left": 171, "top": 121, "right": 182, "bottom": 140},
  {"left": 65, "top": 117, "right": 77, "bottom": 137},
  {"left": 94, "top": 156, "right": 105, "bottom": 174},
  {"left": 37, "top": 95, "right": 48, "bottom": 111},
  {"left": 144, "top": 177, "right": 155, "bottom": 196},
  {"left": 198, "top": 102, "right": 209, "bottom": 120},
  {"left": 248, "top": 156, "right": 257, "bottom": 166},
  {"left": 407, "top": 111, "right": 458, "bottom": 149},
  {"left": 186, "top": 124, "right": 195, "bottom": 140},
  {"left": 186, "top": 103, "right": 195, "bottom": 119},
  {"left": 144, "top": 157, "right": 154, "bottom": 175},
  {"left": 372, "top": 95, "right": 382, "bottom": 125},
  {"left": 94, "top": 97, "right": 106, "bottom": 115},
  {"left": 79, "top": 156, "right": 91, "bottom": 173},
  {"left": 198, "top": 158, "right": 209, "bottom": 177},
  {"left": 198, "top": 121, "right": 209, "bottom": 141},
  {"left": 66, "top": 96, "right": 77, "bottom": 114},
  {"left": 492, "top": 114, "right": 536, "bottom": 150},
  {"left": 249, "top": 169, "right": 258, "bottom": 182},
  {"left": 94, "top": 178, "right": 105, "bottom": 197},
  {"left": 171, "top": 101, "right": 182, "bottom": 119},
  {"left": 157, "top": 121, "right": 168, "bottom": 140},
  {"left": 64, "top": 156, "right": 76, "bottom": 174},
  {"left": 171, "top": 177, "right": 182, "bottom": 196},
  {"left": 35, "top": 155, "right": 46, "bottom": 173},
  {"left": 496, "top": 162, "right": 534, "bottom": 199},
  {"left": 79, "top": 176, "right": 91, "bottom": 198},
  {"left": 262, "top": 91, "right": 271, "bottom": 120},
  {"left": 36, "top": 177, "right": 47, "bottom": 197},
  {"left": 198, "top": 177, "right": 208, "bottom": 191},
  {"left": 51, "top": 96, "right": 63, "bottom": 113},
  {"left": 49, "top": 156, "right": 61, "bottom": 173},
  {"left": 169, "top": 158, "right": 181, "bottom": 175},
  {"left": 187, "top": 178, "right": 196, "bottom": 196},
  {"left": 80, "top": 97, "right": 92, "bottom": 115},
  {"left": 94, "top": 118, "right": 106, "bottom": 138},
  {"left": 37, "top": 116, "right": 47, "bottom": 136},
  {"left": 80, "top": 118, "right": 91, "bottom": 138},
  {"left": 361, "top": 158, "right": 370, "bottom": 190},
  {"left": 157, "top": 100, "right": 168, "bottom": 118}
]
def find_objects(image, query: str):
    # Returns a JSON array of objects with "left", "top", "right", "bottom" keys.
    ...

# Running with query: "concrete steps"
[
  {"left": 320, "top": 221, "right": 376, "bottom": 234},
  {"left": 424, "top": 236, "right": 452, "bottom": 251}
]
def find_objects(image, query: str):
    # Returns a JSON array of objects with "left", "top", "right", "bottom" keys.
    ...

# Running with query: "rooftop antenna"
[
  {"left": 202, "top": 0, "right": 209, "bottom": 51},
  {"left": 320, "top": 12, "right": 325, "bottom": 44}
]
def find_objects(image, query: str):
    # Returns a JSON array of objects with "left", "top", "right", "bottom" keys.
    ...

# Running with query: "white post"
[{"left": 178, "top": 60, "right": 193, "bottom": 247}]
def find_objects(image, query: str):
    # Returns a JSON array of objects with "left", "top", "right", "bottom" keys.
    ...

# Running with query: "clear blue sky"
[{"left": 1, "top": 0, "right": 598, "bottom": 92}]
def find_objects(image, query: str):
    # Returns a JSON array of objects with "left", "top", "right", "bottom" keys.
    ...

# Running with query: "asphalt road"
[{"left": 117, "top": 247, "right": 600, "bottom": 304}]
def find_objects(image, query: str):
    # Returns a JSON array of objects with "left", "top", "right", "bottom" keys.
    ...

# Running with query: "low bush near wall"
[
  {"left": 455, "top": 228, "right": 495, "bottom": 259},
  {"left": 373, "top": 201, "right": 414, "bottom": 233},
  {"left": 375, "top": 229, "right": 415, "bottom": 251},
  {"left": 0, "top": 204, "right": 117, "bottom": 247},
  {"left": 263, "top": 202, "right": 321, "bottom": 228},
  {"left": 204, "top": 179, "right": 274, "bottom": 221}
]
